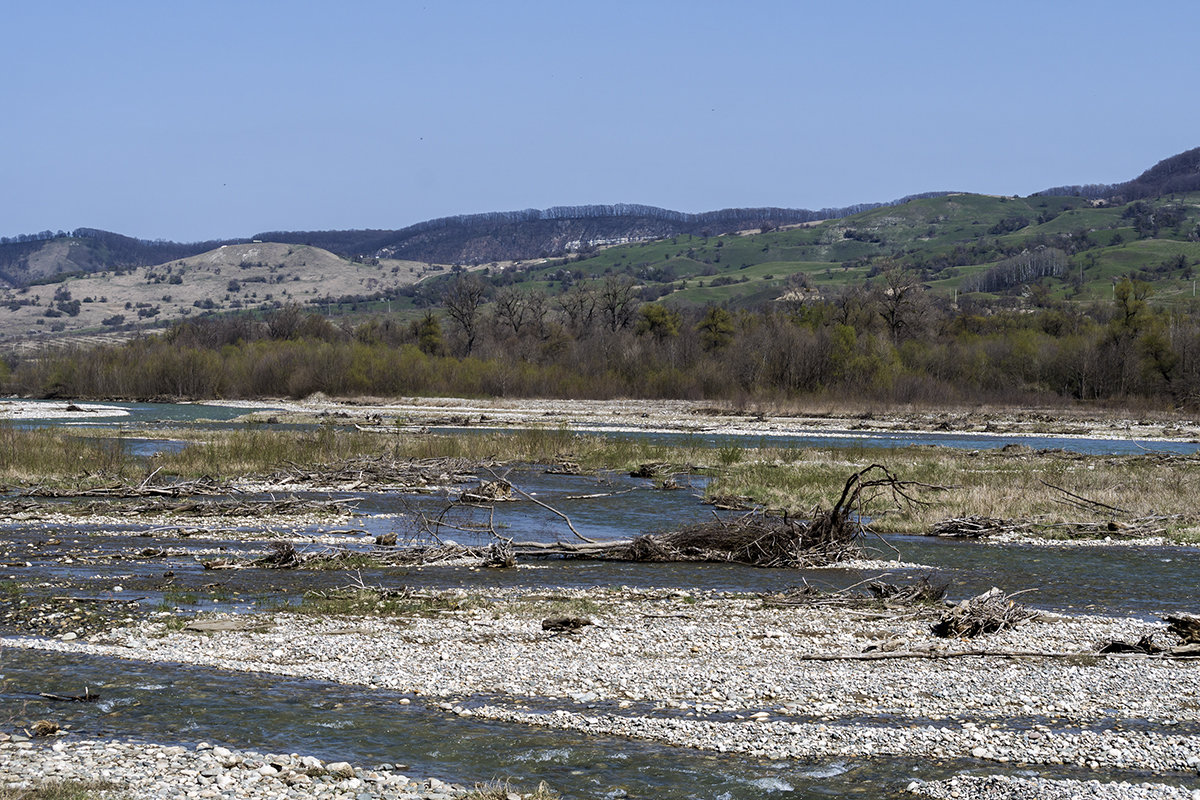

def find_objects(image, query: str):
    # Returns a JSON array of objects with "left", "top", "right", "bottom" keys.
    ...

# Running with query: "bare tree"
[
  {"left": 443, "top": 274, "right": 487, "bottom": 355},
  {"left": 557, "top": 280, "right": 597, "bottom": 338},
  {"left": 523, "top": 289, "right": 548, "bottom": 339},
  {"left": 494, "top": 286, "right": 535, "bottom": 336},
  {"left": 873, "top": 266, "right": 927, "bottom": 342},
  {"left": 832, "top": 285, "right": 876, "bottom": 331},
  {"left": 599, "top": 275, "right": 638, "bottom": 333},
  {"left": 268, "top": 303, "right": 304, "bottom": 340}
]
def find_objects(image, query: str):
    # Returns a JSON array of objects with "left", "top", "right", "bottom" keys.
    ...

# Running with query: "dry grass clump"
[
  {"left": 708, "top": 447, "right": 1200, "bottom": 537},
  {"left": 0, "top": 780, "right": 124, "bottom": 800},
  {"left": 465, "top": 780, "right": 560, "bottom": 800}
]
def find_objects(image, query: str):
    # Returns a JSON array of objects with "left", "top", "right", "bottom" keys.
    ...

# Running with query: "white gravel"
[
  {"left": 910, "top": 774, "right": 1200, "bottom": 799},
  {"left": 0, "top": 736, "right": 471, "bottom": 799},
  {"left": 5, "top": 587, "right": 1198, "bottom": 781}
]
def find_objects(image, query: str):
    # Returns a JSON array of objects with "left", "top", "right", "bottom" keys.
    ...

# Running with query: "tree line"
[{"left": 8, "top": 269, "right": 1200, "bottom": 409}]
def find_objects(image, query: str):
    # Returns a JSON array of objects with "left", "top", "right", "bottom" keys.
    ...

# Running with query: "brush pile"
[
  {"left": 560, "top": 464, "right": 931, "bottom": 567},
  {"left": 764, "top": 576, "right": 948, "bottom": 608},
  {"left": 931, "top": 587, "right": 1038, "bottom": 638},
  {"left": 600, "top": 516, "right": 819, "bottom": 567},
  {"left": 197, "top": 465, "right": 935, "bottom": 571},
  {"left": 262, "top": 455, "right": 482, "bottom": 489},
  {"left": 867, "top": 576, "right": 948, "bottom": 605},
  {"left": 460, "top": 480, "right": 514, "bottom": 503},
  {"left": 1165, "top": 613, "right": 1200, "bottom": 643},
  {"left": 19, "top": 477, "right": 228, "bottom": 498},
  {"left": 930, "top": 516, "right": 1021, "bottom": 538},
  {"left": 253, "top": 542, "right": 303, "bottom": 568}
]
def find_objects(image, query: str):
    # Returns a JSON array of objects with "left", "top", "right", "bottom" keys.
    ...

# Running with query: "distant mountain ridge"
[
  {"left": 1036, "top": 146, "right": 1200, "bottom": 201},
  {"left": 6, "top": 145, "right": 1200, "bottom": 288},
  {"left": 0, "top": 197, "right": 949, "bottom": 288},
  {"left": 256, "top": 196, "right": 954, "bottom": 264}
]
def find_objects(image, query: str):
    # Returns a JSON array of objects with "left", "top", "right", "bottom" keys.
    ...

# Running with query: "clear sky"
[{"left": 4, "top": 1, "right": 1199, "bottom": 242}]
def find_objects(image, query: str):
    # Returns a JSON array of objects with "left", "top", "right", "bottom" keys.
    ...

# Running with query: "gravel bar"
[
  {"left": 0, "top": 739, "right": 478, "bottom": 799},
  {"left": 5, "top": 587, "right": 1199, "bottom": 784}
]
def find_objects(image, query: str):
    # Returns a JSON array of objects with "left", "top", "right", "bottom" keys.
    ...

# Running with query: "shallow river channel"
[{"left": 2, "top": 402, "right": 1198, "bottom": 797}]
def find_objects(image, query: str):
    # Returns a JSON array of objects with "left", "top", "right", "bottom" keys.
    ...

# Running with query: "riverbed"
[{"left": 2, "top": 400, "right": 1199, "bottom": 799}]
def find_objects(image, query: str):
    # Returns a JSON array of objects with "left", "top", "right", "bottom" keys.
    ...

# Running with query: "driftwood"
[
  {"left": 38, "top": 689, "right": 98, "bottom": 702},
  {"left": 497, "top": 464, "right": 937, "bottom": 568},
  {"left": 779, "top": 648, "right": 1200, "bottom": 661},
  {"left": 484, "top": 466, "right": 595, "bottom": 543},
  {"left": 704, "top": 494, "right": 754, "bottom": 511},
  {"left": 542, "top": 615, "right": 592, "bottom": 632},
  {"left": 305, "top": 540, "right": 518, "bottom": 569},
  {"left": 763, "top": 576, "right": 947, "bottom": 608},
  {"left": 460, "top": 480, "right": 514, "bottom": 504},
  {"left": 49, "top": 596, "right": 145, "bottom": 604},
  {"left": 930, "top": 514, "right": 1187, "bottom": 540},
  {"left": 629, "top": 463, "right": 669, "bottom": 478},
  {"left": 0, "top": 495, "right": 355, "bottom": 519},
  {"left": 1098, "top": 635, "right": 1165, "bottom": 655},
  {"left": 19, "top": 477, "right": 229, "bottom": 499},
  {"left": 1165, "top": 613, "right": 1200, "bottom": 643},
  {"left": 931, "top": 588, "right": 1038, "bottom": 638},
  {"left": 254, "top": 542, "right": 303, "bottom": 568},
  {"left": 1040, "top": 480, "right": 1129, "bottom": 515},
  {"left": 206, "top": 465, "right": 933, "bottom": 571},
  {"left": 263, "top": 455, "right": 482, "bottom": 489},
  {"left": 481, "top": 541, "right": 516, "bottom": 568},
  {"left": 183, "top": 619, "right": 272, "bottom": 633},
  {"left": 787, "top": 649, "right": 1073, "bottom": 661},
  {"left": 930, "top": 516, "right": 1023, "bottom": 538},
  {"left": 200, "top": 559, "right": 244, "bottom": 571},
  {"left": 867, "top": 576, "right": 948, "bottom": 605}
]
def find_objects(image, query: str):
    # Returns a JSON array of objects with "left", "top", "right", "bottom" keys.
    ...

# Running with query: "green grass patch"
[{"left": 159, "top": 589, "right": 198, "bottom": 607}]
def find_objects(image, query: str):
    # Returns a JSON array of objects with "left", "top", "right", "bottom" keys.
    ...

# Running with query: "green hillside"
[{"left": 475, "top": 191, "right": 1200, "bottom": 311}]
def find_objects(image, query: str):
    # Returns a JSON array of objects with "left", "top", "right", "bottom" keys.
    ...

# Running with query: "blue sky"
[{"left": 4, "top": 1, "right": 1199, "bottom": 242}]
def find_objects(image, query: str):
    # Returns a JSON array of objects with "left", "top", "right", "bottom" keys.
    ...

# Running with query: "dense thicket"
[{"left": 10, "top": 273, "right": 1200, "bottom": 409}]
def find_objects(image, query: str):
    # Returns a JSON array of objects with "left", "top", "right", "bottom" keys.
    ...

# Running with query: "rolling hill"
[
  {"left": 0, "top": 243, "right": 428, "bottom": 343},
  {"left": 5, "top": 146, "right": 1200, "bottom": 346}
]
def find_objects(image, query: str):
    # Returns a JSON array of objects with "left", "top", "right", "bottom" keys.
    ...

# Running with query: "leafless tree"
[
  {"left": 874, "top": 266, "right": 928, "bottom": 342},
  {"left": 557, "top": 280, "right": 597, "bottom": 338},
  {"left": 443, "top": 274, "right": 487, "bottom": 355},
  {"left": 599, "top": 275, "right": 638, "bottom": 333},
  {"left": 494, "top": 286, "right": 545, "bottom": 336}
]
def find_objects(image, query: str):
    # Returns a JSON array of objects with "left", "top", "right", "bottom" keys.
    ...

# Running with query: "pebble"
[
  {"left": 913, "top": 775, "right": 1199, "bottom": 799},
  {"left": 0, "top": 740, "right": 466, "bottom": 800},
  {"left": 5, "top": 586, "right": 1199, "bottom": 788}
]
